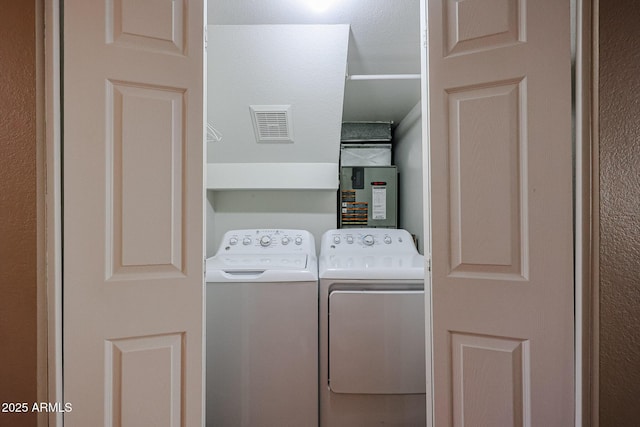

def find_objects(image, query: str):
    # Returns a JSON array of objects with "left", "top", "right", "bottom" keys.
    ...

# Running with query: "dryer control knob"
[
  {"left": 346, "top": 236, "right": 354, "bottom": 244},
  {"left": 229, "top": 237, "right": 238, "bottom": 245},
  {"left": 384, "top": 236, "right": 392, "bottom": 244},
  {"left": 242, "top": 237, "right": 252, "bottom": 245},
  {"left": 295, "top": 237, "right": 303, "bottom": 245},
  {"left": 281, "top": 237, "right": 290, "bottom": 245},
  {"left": 363, "top": 235, "right": 375, "bottom": 246},
  {"left": 260, "top": 236, "right": 272, "bottom": 247},
  {"left": 333, "top": 236, "right": 341, "bottom": 244}
]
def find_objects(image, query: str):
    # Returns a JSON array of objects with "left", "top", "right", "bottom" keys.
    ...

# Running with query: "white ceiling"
[{"left": 207, "top": 0, "right": 422, "bottom": 126}]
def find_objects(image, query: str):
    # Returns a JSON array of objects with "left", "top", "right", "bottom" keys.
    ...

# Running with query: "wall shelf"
[{"left": 206, "top": 163, "right": 339, "bottom": 190}]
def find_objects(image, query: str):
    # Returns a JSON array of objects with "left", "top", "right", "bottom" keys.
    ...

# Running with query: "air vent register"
[{"left": 249, "top": 105, "right": 294, "bottom": 143}]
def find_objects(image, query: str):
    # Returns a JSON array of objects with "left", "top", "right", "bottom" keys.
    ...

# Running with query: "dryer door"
[{"left": 328, "top": 290, "right": 425, "bottom": 394}]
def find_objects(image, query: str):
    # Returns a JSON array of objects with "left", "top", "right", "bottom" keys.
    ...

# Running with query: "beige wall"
[
  {"left": 0, "top": 1, "right": 38, "bottom": 426},
  {"left": 599, "top": 0, "right": 640, "bottom": 424}
]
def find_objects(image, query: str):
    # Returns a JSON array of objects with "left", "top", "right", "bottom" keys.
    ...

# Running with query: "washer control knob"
[
  {"left": 295, "top": 237, "right": 303, "bottom": 245},
  {"left": 346, "top": 236, "right": 354, "bottom": 244},
  {"left": 281, "top": 237, "right": 290, "bottom": 245},
  {"left": 363, "top": 235, "right": 375, "bottom": 246},
  {"left": 242, "top": 237, "right": 252, "bottom": 246},
  {"left": 260, "top": 235, "right": 272, "bottom": 247},
  {"left": 229, "top": 237, "right": 238, "bottom": 246},
  {"left": 384, "top": 236, "right": 392, "bottom": 244},
  {"left": 333, "top": 236, "right": 341, "bottom": 244}
]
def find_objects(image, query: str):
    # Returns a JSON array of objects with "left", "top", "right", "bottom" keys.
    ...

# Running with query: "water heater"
[{"left": 339, "top": 166, "right": 397, "bottom": 228}]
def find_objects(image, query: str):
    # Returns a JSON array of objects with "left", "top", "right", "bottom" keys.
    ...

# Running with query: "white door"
[
  {"left": 63, "top": 0, "right": 205, "bottom": 425},
  {"left": 425, "top": 0, "right": 574, "bottom": 425}
]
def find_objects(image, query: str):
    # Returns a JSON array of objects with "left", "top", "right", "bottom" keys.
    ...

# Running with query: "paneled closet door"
[
  {"left": 426, "top": 0, "right": 574, "bottom": 425},
  {"left": 63, "top": 0, "right": 205, "bottom": 425}
]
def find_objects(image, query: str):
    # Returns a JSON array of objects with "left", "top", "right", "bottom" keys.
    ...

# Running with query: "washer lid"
[{"left": 206, "top": 254, "right": 318, "bottom": 282}]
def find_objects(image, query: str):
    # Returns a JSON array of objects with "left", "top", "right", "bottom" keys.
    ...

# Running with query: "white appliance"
[
  {"left": 319, "top": 228, "right": 426, "bottom": 426},
  {"left": 206, "top": 229, "right": 318, "bottom": 427}
]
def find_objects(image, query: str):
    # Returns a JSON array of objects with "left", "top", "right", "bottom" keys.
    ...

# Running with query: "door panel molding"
[
  {"left": 105, "top": 80, "right": 187, "bottom": 280},
  {"left": 444, "top": 0, "right": 526, "bottom": 56},
  {"left": 106, "top": 0, "right": 186, "bottom": 54},
  {"left": 446, "top": 78, "right": 529, "bottom": 280},
  {"left": 451, "top": 332, "right": 531, "bottom": 427},
  {"left": 105, "top": 333, "right": 185, "bottom": 427}
]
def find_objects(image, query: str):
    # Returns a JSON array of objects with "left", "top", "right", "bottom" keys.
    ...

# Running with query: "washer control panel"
[
  {"left": 220, "top": 229, "right": 315, "bottom": 254},
  {"left": 321, "top": 228, "right": 417, "bottom": 253}
]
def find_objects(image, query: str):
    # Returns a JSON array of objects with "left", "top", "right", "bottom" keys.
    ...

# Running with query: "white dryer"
[
  {"left": 206, "top": 229, "right": 318, "bottom": 427},
  {"left": 319, "top": 228, "right": 426, "bottom": 426}
]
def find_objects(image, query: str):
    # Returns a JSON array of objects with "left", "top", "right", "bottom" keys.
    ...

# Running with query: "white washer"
[
  {"left": 206, "top": 229, "right": 318, "bottom": 427},
  {"left": 319, "top": 228, "right": 426, "bottom": 426}
]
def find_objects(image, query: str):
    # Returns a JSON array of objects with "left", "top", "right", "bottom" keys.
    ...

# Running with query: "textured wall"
[
  {"left": 599, "top": 0, "right": 640, "bottom": 425},
  {"left": 393, "top": 102, "right": 424, "bottom": 254},
  {"left": 206, "top": 190, "right": 337, "bottom": 256},
  {"left": 207, "top": 25, "right": 348, "bottom": 165},
  {"left": 0, "top": 2, "right": 38, "bottom": 426}
]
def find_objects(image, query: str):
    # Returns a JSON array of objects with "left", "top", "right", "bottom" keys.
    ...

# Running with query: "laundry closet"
[{"left": 204, "top": 1, "right": 426, "bottom": 426}]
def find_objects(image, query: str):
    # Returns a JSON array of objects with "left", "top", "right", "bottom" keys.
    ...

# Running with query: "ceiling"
[{"left": 207, "top": 0, "right": 422, "bottom": 126}]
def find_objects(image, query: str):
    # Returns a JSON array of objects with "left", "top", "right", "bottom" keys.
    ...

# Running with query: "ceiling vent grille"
[{"left": 250, "top": 105, "right": 294, "bottom": 143}]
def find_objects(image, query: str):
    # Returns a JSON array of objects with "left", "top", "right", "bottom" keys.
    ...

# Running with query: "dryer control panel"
[
  {"left": 321, "top": 228, "right": 417, "bottom": 254},
  {"left": 218, "top": 229, "right": 315, "bottom": 254}
]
